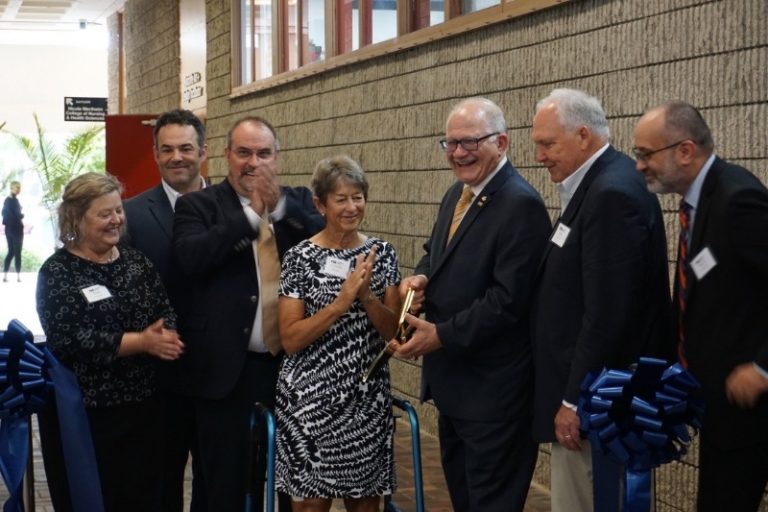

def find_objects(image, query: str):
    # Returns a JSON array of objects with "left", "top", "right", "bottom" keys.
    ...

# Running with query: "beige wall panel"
[{"left": 117, "top": 0, "right": 768, "bottom": 505}]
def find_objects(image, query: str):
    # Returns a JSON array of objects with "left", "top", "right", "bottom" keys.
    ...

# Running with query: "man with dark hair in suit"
[
  {"left": 172, "top": 116, "right": 323, "bottom": 512},
  {"left": 124, "top": 108, "right": 208, "bottom": 512},
  {"left": 634, "top": 101, "right": 768, "bottom": 512},
  {"left": 530, "top": 89, "right": 671, "bottom": 512},
  {"left": 395, "top": 97, "right": 551, "bottom": 512}
]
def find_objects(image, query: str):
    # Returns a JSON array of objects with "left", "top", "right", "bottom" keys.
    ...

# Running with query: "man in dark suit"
[
  {"left": 530, "top": 89, "right": 671, "bottom": 512},
  {"left": 634, "top": 101, "right": 768, "bottom": 512},
  {"left": 123, "top": 109, "right": 208, "bottom": 512},
  {"left": 395, "top": 97, "right": 551, "bottom": 512},
  {"left": 172, "top": 116, "right": 323, "bottom": 512}
]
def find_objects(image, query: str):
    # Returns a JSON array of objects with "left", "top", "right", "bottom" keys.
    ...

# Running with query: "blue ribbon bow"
[
  {"left": 578, "top": 357, "right": 705, "bottom": 512},
  {"left": 0, "top": 320, "right": 104, "bottom": 512}
]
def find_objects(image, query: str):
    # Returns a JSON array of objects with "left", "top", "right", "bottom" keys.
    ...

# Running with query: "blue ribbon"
[
  {"left": 0, "top": 320, "right": 104, "bottom": 512},
  {"left": 578, "top": 357, "right": 705, "bottom": 512}
]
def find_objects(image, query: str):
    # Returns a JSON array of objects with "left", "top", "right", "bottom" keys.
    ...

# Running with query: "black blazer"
[
  {"left": 124, "top": 184, "right": 197, "bottom": 393},
  {"left": 676, "top": 157, "right": 768, "bottom": 449},
  {"left": 172, "top": 179, "right": 323, "bottom": 399},
  {"left": 531, "top": 146, "right": 672, "bottom": 442},
  {"left": 416, "top": 161, "right": 551, "bottom": 422},
  {"left": 124, "top": 184, "right": 176, "bottom": 287}
]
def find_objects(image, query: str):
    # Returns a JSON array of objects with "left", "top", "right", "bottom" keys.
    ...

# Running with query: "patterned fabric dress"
[
  {"left": 36, "top": 244, "right": 175, "bottom": 407},
  {"left": 276, "top": 236, "right": 400, "bottom": 499}
]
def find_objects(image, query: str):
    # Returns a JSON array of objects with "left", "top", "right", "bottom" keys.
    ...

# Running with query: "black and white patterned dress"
[{"left": 275, "top": 237, "right": 400, "bottom": 499}]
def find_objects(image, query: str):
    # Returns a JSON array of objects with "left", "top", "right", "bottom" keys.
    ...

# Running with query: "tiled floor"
[
  {"left": 9, "top": 415, "right": 551, "bottom": 511},
  {"left": 0, "top": 274, "right": 551, "bottom": 510}
]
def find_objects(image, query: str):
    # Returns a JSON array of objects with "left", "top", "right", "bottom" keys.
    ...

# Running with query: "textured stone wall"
[
  {"left": 115, "top": 0, "right": 767, "bottom": 508},
  {"left": 121, "top": 0, "right": 181, "bottom": 114},
  {"left": 201, "top": 1, "right": 768, "bottom": 508}
]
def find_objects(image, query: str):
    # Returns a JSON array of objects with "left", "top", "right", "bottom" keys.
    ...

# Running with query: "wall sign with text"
[{"left": 64, "top": 97, "right": 108, "bottom": 122}]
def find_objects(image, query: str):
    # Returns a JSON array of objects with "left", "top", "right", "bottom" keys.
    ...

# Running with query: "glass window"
[
  {"left": 303, "top": 0, "right": 325, "bottom": 63},
  {"left": 461, "top": 0, "right": 498, "bottom": 14},
  {"left": 241, "top": 0, "right": 253, "bottom": 83},
  {"left": 286, "top": 0, "right": 299, "bottom": 70},
  {"left": 430, "top": 0, "right": 444, "bottom": 26},
  {"left": 371, "top": 0, "right": 396, "bottom": 44},
  {"left": 254, "top": 0, "right": 274, "bottom": 79}
]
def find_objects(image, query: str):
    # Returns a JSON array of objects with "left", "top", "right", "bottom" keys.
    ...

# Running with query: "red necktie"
[{"left": 676, "top": 200, "right": 692, "bottom": 368}]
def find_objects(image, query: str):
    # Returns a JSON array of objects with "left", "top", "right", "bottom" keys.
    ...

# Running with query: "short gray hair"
[
  {"left": 536, "top": 88, "right": 610, "bottom": 140},
  {"left": 311, "top": 155, "right": 369, "bottom": 203},
  {"left": 447, "top": 97, "right": 507, "bottom": 134}
]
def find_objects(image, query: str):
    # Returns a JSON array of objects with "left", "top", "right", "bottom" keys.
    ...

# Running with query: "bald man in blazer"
[
  {"left": 634, "top": 101, "right": 768, "bottom": 512},
  {"left": 395, "top": 98, "right": 551, "bottom": 512}
]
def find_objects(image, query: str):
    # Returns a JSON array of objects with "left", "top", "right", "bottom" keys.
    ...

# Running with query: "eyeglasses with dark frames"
[
  {"left": 631, "top": 140, "right": 688, "bottom": 162},
  {"left": 439, "top": 132, "right": 499, "bottom": 152}
]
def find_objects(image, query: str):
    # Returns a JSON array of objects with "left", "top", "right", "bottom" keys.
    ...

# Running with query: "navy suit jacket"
[
  {"left": 676, "top": 157, "right": 768, "bottom": 449},
  {"left": 124, "top": 184, "right": 197, "bottom": 393},
  {"left": 531, "top": 146, "right": 672, "bottom": 442},
  {"left": 415, "top": 161, "right": 551, "bottom": 422},
  {"left": 172, "top": 179, "right": 323, "bottom": 399}
]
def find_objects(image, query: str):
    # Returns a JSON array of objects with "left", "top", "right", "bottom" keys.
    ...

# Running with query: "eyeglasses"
[
  {"left": 631, "top": 140, "right": 687, "bottom": 162},
  {"left": 439, "top": 132, "right": 498, "bottom": 152}
]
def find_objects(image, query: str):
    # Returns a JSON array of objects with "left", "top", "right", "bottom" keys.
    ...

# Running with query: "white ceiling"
[{"left": 0, "top": 0, "right": 122, "bottom": 32}]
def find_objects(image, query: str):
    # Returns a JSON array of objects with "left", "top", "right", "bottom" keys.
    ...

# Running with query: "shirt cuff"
[
  {"left": 561, "top": 399, "right": 577, "bottom": 412},
  {"left": 270, "top": 195, "right": 287, "bottom": 221},
  {"left": 754, "top": 362, "right": 768, "bottom": 380},
  {"left": 242, "top": 205, "right": 262, "bottom": 231}
]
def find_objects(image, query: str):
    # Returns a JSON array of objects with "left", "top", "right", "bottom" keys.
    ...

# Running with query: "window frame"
[{"left": 231, "top": 0, "right": 571, "bottom": 96}]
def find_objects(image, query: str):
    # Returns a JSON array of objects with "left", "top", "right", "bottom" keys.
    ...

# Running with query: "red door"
[{"left": 105, "top": 114, "right": 158, "bottom": 199}]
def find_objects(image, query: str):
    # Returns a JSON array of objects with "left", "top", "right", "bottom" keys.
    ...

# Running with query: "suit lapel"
[
  {"left": 429, "top": 163, "right": 512, "bottom": 279},
  {"left": 684, "top": 158, "right": 722, "bottom": 301},
  {"left": 146, "top": 185, "right": 174, "bottom": 240},
  {"left": 535, "top": 146, "right": 617, "bottom": 277}
]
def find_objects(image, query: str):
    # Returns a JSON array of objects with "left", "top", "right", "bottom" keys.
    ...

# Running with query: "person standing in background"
[
  {"left": 124, "top": 109, "right": 208, "bottom": 512},
  {"left": 3, "top": 180, "right": 24, "bottom": 282}
]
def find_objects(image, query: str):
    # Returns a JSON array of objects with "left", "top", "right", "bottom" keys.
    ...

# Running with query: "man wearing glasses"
[
  {"left": 395, "top": 97, "right": 551, "bottom": 511},
  {"left": 172, "top": 117, "right": 323, "bottom": 512},
  {"left": 530, "top": 89, "right": 671, "bottom": 512},
  {"left": 634, "top": 101, "right": 768, "bottom": 512}
]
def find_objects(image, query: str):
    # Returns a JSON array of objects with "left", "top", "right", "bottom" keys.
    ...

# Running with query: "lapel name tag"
[
  {"left": 81, "top": 284, "right": 113, "bottom": 304},
  {"left": 323, "top": 256, "right": 351, "bottom": 278},
  {"left": 690, "top": 247, "right": 717, "bottom": 280},
  {"left": 550, "top": 222, "right": 571, "bottom": 248}
]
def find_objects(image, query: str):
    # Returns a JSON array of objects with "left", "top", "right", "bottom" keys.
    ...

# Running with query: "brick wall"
[
  {"left": 120, "top": 0, "right": 181, "bottom": 114},
  {"left": 116, "top": 0, "right": 768, "bottom": 508}
]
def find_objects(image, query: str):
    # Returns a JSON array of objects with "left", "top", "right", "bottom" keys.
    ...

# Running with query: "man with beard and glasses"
[{"left": 634, "top": 101, "right": 768, "bottom": 512}]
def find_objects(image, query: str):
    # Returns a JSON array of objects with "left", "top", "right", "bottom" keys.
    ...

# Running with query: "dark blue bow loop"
[
  {"left": 0, "top": 320, "right": 104, "bottom": 512},
  {"left": 578, "top": 357, "right": 704, "bottom": 471},
  {"left": 578, "top": 357, "right": 705, "bottom": 512}
]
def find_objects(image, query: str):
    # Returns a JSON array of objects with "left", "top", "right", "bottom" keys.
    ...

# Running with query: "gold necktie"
[
  {"left": 447, "top": 185, "right": 474, "bottom": 243},
  {"left": 255, "top": 214, "right": 282, "bottom": 355}
]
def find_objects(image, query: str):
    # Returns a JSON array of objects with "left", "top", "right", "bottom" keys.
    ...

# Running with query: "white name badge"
[
  {"left": 690, "top": 247, "right": 717, "bottom": 280},
  {"left": 550, "top": 222, "right": 571, "bottom": 248},
  {"left": 81, "top": 284, "right": 113, "bottom": 304},
  {"left": 323, "top": 256, "right": 351, "bottom": 279}
]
